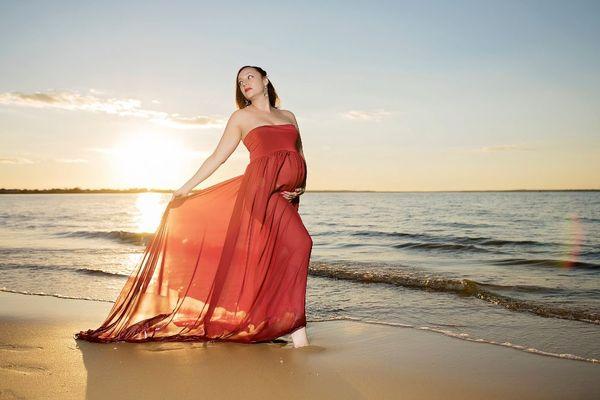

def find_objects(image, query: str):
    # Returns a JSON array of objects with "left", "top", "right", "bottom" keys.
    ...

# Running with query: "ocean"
[{"left": 1, "top": 191, "right": 598, "bottom": 363}]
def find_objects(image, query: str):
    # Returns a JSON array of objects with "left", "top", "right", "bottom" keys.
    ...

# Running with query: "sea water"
[{"left": 0, "top": 191, "right": 598, "bottom": 363}]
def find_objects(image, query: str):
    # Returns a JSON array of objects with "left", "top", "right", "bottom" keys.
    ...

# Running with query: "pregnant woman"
[{"left": 74, "top": 65, "right": 312, "bottom": 348}]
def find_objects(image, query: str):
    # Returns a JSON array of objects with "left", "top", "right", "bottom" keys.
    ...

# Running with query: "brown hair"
[{"left": 235, "top": 65, "right": 280, "bottom": 109}]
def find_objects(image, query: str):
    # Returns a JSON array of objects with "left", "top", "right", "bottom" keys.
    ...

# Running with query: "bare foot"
[{"left": 291, "top": 326, "right": 310, "bottom": 348}]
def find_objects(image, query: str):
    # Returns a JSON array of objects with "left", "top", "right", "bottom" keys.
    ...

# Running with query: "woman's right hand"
[{"left": 170, "top": 186, "right": 191, "bottom": 202}]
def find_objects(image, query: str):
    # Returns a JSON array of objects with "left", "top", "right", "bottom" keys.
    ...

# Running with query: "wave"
[
  {"left": 0, "top": 288, "right": 113, "bottom": 303},
  {"left": 4, "top": 260, "right": 598, "bottom": 325},
  {"left": 0, "top": 247, "right": 140, "bottom": 255},
  {"left": 3, "top": 254, "right": 598, "bottom": 326},
  {"left": 580, "top": 217, "right": 600, "bottom": 223},
  {"left": 306, "top": 316, "right": 599, "bottom": 364},
  {"left": 489, "top": 257, "right": 599, "bottom": 270},
  {"left": 440, "top": 221, "right": 497, "bottom": 229},
  {"left": 456, "top": 237, "right": 544, "bottom": 246},
  {"left": 580, "top": 249, "right": 600, "bottom": 258},
  {"left": 0, "top": 263, "right": 130, "bottom": 278},
  {"left": 351, "top": 230, "right": 552, "bottom": 248},
  {"left": 352, "top": 230, "right": 436, "bottom": 240},
  {"left": 392, "top": 241, "right": 493, "bottom": 253},
  {"left": 308, "top": 262, "right": 600, "bottom": 325},
  {"left": 53, "top": 230, "right": 153, "bottom": 245},
  {"left": 74, "top": 267, "right": 128, "bottom": 277}
]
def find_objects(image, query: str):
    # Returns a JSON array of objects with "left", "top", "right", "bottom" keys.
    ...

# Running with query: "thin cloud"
[
  {"left": 341, "top": 109, "right": 392, "bottom": 122},
  {"left": 0, "top": 155, "right": 90, "bottom": 164},
  {"left": 0, "top": 90, "right": 224, "bottom": 129},
  {"left": 53, "top": 158, "right": 89, "bottom": 163},
  {"left": 476, "top": 144, "right": 535, "bottom": 153},
  {"left": 86, "top": 146, "right": 213, "bottom": 160},
  {"left": 0, "top": 157, "right": 36, "bottom": 164}
]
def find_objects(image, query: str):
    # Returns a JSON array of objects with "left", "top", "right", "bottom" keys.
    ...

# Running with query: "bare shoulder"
[
  {"left": 224, "top": 109, "right": 246, "bottom": 134},
  {"left": 279, "top": 109, "right": 299, "bottom": 126},
  {"left": 228, "top": 109, "right": 245, "bottom": 125},
  {"left": 228, "top": 108, "right": 261, "bottom": 128}
]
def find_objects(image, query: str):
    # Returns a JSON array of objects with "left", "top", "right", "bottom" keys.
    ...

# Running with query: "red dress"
[{"left": 75, "top": 123, "right": 312, "bottom": 343}]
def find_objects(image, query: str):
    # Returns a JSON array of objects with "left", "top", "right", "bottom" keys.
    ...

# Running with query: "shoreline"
[
  {"left": 0, "top": 291, "right": 598, "bottom": 399},
  {"left": 2, "top": 287, "right": 598, "bottom": 365}
]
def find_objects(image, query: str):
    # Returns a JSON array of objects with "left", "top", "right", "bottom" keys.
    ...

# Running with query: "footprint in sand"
[
  {"left": 0, "top": 388, "right": 28, "bottom": 400},
  {"left": 0, "top": 363, "right": 49, "bottom": 375},
  {"left": 0, "top": 342, "right": 48, "bottom": 376},
  {"left": 0, "top": 342, "right": 43, "bottom": 352}
]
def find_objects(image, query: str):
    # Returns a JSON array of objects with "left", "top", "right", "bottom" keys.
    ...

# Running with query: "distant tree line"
[{"left": 0, "top": 187, "right": 174, "bottom": 194}]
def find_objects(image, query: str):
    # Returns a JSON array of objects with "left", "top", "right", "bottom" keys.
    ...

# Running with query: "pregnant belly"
[{"left": 274, "top": 153, "right": 306, "bottom": 192}]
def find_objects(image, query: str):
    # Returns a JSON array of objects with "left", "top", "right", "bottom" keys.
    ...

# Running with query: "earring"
[{"left": 263, "top": 86, "right": 268, "bottom": 97}]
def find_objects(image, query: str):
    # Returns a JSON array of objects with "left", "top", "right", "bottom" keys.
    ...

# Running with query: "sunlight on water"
[
  {"left": 116, "top": 253, "right": 145, "bottom": 275},
  {"left": 134, "top": 193, "right": 167, "bottom": 233}
]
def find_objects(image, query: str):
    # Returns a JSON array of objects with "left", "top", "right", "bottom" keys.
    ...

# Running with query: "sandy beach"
[{"left": 0, "top": 291, "right": 597, "bottom": 399}]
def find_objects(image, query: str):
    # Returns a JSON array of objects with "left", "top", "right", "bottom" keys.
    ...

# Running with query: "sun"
[{"left": 109, "top": 131, "right": 197, "bottom": 189}]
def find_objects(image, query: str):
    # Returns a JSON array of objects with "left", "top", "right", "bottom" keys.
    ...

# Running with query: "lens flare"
[{"left": 562, "top": 212, "right": 584, "bottom": 268}]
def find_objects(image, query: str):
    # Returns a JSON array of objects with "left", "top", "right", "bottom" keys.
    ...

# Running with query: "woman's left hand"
[{"left": 280, "top": 187, "right": 305, "bottom": 202}]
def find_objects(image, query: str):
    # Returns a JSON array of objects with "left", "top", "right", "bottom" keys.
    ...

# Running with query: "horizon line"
[{"left": 1, "top": 188, "right": 599, "bottom": 194}]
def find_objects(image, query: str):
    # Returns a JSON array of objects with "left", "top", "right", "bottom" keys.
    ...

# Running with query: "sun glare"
[
  {"left": 135, "top": 192, "right": 168, "bottom": 233},
  {"left": 110, "top": 131, "right": 193, "bottom": 189}
]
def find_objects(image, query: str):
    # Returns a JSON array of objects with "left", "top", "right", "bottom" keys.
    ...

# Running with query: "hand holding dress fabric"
[{"left": 170, "top": 186, "right": 192, "bottom": 202}]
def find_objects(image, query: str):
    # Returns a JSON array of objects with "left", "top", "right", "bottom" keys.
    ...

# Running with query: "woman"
[{"left": 74, "top": 65, "right": 312, "bottom": 348}]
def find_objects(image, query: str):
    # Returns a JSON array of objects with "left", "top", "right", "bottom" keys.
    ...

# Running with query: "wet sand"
[{"left": 0, "top": 291, "right": 598, "bottom": 399}]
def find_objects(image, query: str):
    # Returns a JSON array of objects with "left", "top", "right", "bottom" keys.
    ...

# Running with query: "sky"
[{"left": 0, "top": 0, "right": 599, "bottom": 191}]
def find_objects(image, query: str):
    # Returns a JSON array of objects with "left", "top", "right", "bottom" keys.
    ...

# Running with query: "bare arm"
[{"left": 178, "top": 112, "right": 242, "bottom": 193}]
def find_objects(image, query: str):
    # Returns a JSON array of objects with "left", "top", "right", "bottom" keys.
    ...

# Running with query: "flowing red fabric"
[{"left": 75, "top": 124, "right": 312, "bottom": 343}]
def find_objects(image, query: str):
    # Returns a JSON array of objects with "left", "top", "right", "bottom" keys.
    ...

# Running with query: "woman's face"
[{"left": 238, "top": 68, "right": 266, "bottom": 99}]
